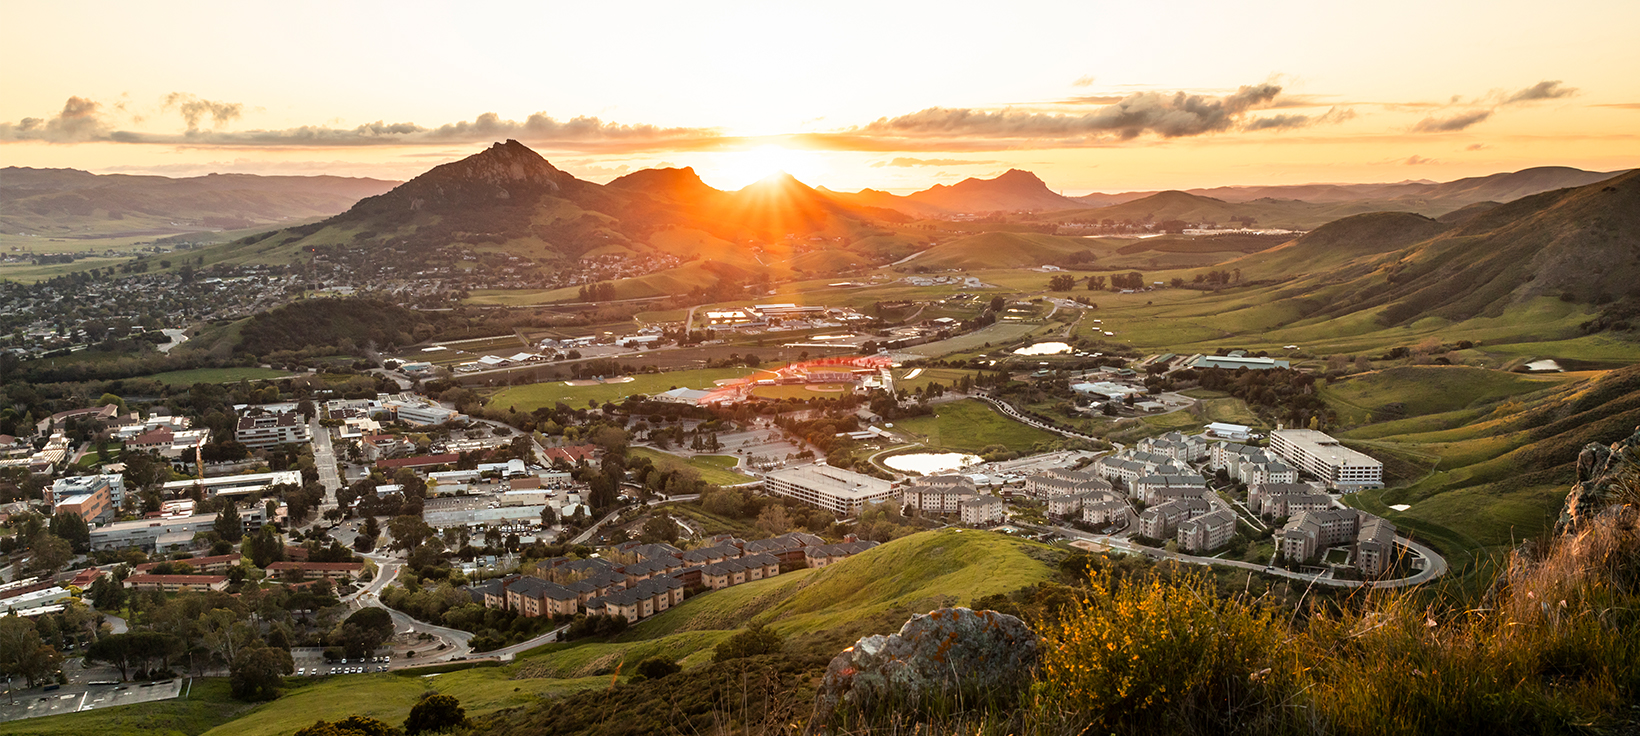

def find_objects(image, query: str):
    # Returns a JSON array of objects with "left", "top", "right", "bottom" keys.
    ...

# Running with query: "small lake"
[
  {"left": 1012, "top": 342, "right": 1072, "bottom": 356},
  {"left": 884, "top": 452, "right": 982, "bottom": 475}
]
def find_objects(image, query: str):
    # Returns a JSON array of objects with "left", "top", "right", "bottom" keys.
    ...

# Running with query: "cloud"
[
  {"left": 162, "top": 93, "right": 243, "bottom": 130},
  {"left": 1, "top": 96, "right": 726, "bottom": 153},
  {"left": 1500, "top": 80, "right": 1576, "bottom": 106},
  {"left": 870, "top": 157, "right": 1001, "bottom": 168},
  {"left": 1407, "top": 81, "right": 1577, "bottom": 134},
  {"left": 1243, "top": 107, "right": 1356, "bottom": 132},
  {"left": 0, "top": 96, "right": 111, "bottom": 142},
  {"left": 1072, "top": 75, "right": 1097, "bottom": 87},
  {"left": 1592, "top": 102, "right": 1640, "bottom": 110},
  {"left": 1466, "top": 143, "right": 1488, "bottom": 151},
  {"left": 1412, "top": 109, "right": 1492, "bottom": 133},
  {"left": 850, "top": 83, "right": 1286, "bottom": 144},
  {"left": 1403, "top": 155, "right": 1438, "bottom": 165},
  {"left": 1056, "top": 95, "right": 1127, "bottom": 105}
]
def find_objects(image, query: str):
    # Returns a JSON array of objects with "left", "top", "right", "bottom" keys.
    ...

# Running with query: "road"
[
  {"left": 1041, "top": 522, "right": 1447, "bottom": 589},
  {"left": 976, "top": 393, "right": 1101, "bottom": 443},
  {"left": 569, "top": 494, "right": 699, "bottom": 545},
  {"left": 310, "top": 419, "right": 343, "bottom": 513}
]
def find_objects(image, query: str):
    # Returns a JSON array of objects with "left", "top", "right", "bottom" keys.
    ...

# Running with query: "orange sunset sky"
[{"left": 2, "top": 0, "right": 1637, "bottom": 193}]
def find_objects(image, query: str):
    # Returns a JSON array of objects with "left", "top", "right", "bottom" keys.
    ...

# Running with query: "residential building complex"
[
  {"left": 764, "top": 464, "right": 898, "bottom": 515},
  {"left": 1269, "top": 429, "right": 1384, "bottom": 490}
]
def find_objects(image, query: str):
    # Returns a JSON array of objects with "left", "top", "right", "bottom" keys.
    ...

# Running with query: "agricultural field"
[
  {"left": 485, "top": 367, "right": 761, "bottom": 412},
  {"left": 627, "top": 447, "right": 754, "bottom": 486},
  {"left": 893, "top": 399, "right": 1058, "bottom": 453}
]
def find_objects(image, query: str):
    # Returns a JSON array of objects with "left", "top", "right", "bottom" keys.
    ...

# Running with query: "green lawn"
[
  {"left": 1321, "top": 366, "right": 1571, "bottom": 424},
  {"left": 893, "top": 399, "right": 1057, "bottom": 453},
  {"left": 142, "top": 367, "right": 291, "bottom": 387},
  {"left": 486, "top": 367, "right": 762, "bottom": 412},
  {"left": 749, "top": 383, "right": 851, "bottom": 400},
  {"left": 628, "top": 447, "right": 753, "bottom": 486},
  {"left": 893, "top": 367, "right": 978, "bottom": 394}
]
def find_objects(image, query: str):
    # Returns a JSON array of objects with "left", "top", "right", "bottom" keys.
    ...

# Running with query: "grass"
[
  {"left": 898, "top": 323, "right": 1039, "bottom": 358},
  {"left": 141, "top": 367, "right": 291, "bottom": 387},
  {"left": 4, "top": 678, "right": 252, "bottom": 736},
  {"left": 485, "top": 367, "right": 762, "bottom": 412},
  {"left": 893, "top": 399, "right": 1058, "bottom": 453},
  {"left": 1320, "top": 365, "right": 1570, "bottom": 424},
  {"left": 893, "top": 367, "right": 977, "bottom": 394},
  {"left": 627, "top": 447, "right": 753, "bottom": 486}
]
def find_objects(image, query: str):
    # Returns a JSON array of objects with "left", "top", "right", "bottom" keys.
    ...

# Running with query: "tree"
[
  {"left": 48, "top": 511, "right": 90, "bottom": 553},
  {"left": 245, "top": 526, "right": 284, "bottom": 568},
  {"left": 713, "top": 624, "right": 783, "bottom": 662},
  {"left": 215, "top": 499, "right": 244, "bottom": 543},
  {"left": 27, "top": 534, "right": 72, "bottom": 576},
  {"left": 200, "top": 608, "right": 258, "bottom": 668},
  {"left": 388, "top": 515, "right": 435, "bottom": 552},
  {"left": 294, "top": 716, "right": 402, "bottom": 736},
  {"left": 355, "top": 516, "right": 379, "bottom": 553},
  {"left": 336, "top": 608, "right": 394, "bottom": 659},
  {"left": 755, "top": 504, "right": 791, "bottom": 538},
  {"left": 539, "top": 506, "right": 557, "bottom": 527},
  {"left": 403, "top": 692, "right": 467, "bottom": 735},
  {"left": 0, "top": 616, "right": 61, "bottom": 689},
  {"left": 89, "top": 574, "right": 125, "bottom": 609},
  {"left": 641, "top": 514, "right": 679, "bottom": 544},
  {"left": 632, "top": 655, "right": 681, "bottom": 681},
  {"left": 229, "top": 645, "right": 294, "bottom": 701}
]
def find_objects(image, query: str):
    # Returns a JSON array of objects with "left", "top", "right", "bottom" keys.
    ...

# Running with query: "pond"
[
  {"left": 884, "top": 452, "right": 983, "bottom": 475},
  {"left": 1012, "top": 341, "right": 1072, "bottom": 356}
]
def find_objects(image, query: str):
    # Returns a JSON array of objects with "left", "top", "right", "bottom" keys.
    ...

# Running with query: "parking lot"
[
  {"left": 0, "top": 678, "right": 185, "bottom": 724},
  {"left": 290, "top": 647, "right": 395, "bottom": 677}
]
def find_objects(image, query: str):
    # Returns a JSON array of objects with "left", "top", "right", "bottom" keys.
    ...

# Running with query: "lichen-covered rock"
[
  {"left": 815, "top": 607, "right": 1037, "bottom": 718},
  {"left": 1557, "top": 426, "right": 1640, "bottom": 533}
]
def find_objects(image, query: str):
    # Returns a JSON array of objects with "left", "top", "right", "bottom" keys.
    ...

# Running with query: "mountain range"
[{"left": 0, "top": 166, "right": 398, "bottom": 238}]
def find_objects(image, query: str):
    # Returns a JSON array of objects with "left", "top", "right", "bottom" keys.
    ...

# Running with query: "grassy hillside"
[
  {"left": 1320, "top": 365, "right": 1573, "bottom": 423},
  {"left": 23, "top": 530, "right": 1054, "bottom": 736},
  {"left": 914, "top": 232, "right": 1111, "bottom": 269}
]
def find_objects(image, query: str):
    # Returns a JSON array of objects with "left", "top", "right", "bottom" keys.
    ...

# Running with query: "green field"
[
  {"left": 898, "top": 322, "right": 1040, "bottom": 358},
  {"left": 628, "top": 447, "right": 753, "bottom": 486},
  {"left": 486, "top": 367, "right": 762, "bottom": 412},
  {"left": 1320, "top": 366, "right": 1572, "bottom": 426},
  {"left": 893, "top": 367, "right": 978, "bottom": 393},
  {"left": 893, "top": 399, "right": 1057, "bottom": 453},
  {"left": 143, "top": 367, "right": 292, "bottom": 387}
]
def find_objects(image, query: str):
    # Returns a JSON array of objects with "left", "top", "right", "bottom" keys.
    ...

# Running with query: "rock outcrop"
[
  {"left": 1556, "top": 425, "right": 1640, "bottom": 533},
  {"left": 815, "top": 607, "right": 1037, "bottom": 719}
]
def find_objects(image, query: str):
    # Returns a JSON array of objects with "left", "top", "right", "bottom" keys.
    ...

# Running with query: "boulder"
[
  {"left": 1557, "top": 426, "right": 1640, "bottom": 533},
  {"left": 815, "top": 607, "right": 1037, "bottom": 718}
]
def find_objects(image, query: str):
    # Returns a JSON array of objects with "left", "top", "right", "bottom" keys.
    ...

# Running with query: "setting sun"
[{"left": 701, "top": 144, "right": 832, "bottom": 190}]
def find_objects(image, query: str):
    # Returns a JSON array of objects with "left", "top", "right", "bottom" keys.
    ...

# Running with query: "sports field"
[{"left": 486, "top": 367, "right": 762, "bottom": 412}]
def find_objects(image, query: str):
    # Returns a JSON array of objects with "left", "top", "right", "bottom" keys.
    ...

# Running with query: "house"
[
  {"left": 265, "top": 561, "right": 366, "bottom": 581},
  {"left": 803, "top": 540, "right": 878, "bottom": 568},
  {"left": 122, "top": 574, "right": 229, "bottom": 592},
  {"left": 132, "top": 553, "right": 241, "bottom": 575},
  {"left": 700, "top": 553, "right": 782, "bottom": 590}
]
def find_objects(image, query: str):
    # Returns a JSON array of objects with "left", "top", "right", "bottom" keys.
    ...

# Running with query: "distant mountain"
[
  {"left": 1232, "top": 169, "right": 1640, "bottom": 325},
  {"left": 0, "top": 166, "right": 398, "bottom": 237},
  {"left": 1151, "top": 166, "right": 1628, "bottom": 206},
  {"left": 817, "top": 187, "right": 950, "bottom": 219},
  {"left": 905, "top": 169, "right": 1082, "bottom": 213},
  {"left": 221, "top": 140, "right": 901, "bottom": 276}
]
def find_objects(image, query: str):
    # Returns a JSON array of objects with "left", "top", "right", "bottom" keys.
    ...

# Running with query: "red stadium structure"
[{"left": 694, "top": 354, "right": 894, "bottom": 404}]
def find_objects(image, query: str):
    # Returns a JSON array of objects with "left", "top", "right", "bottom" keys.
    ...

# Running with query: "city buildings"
[{"left": 235, "top": 412, "right": 311, "bottom": 449}]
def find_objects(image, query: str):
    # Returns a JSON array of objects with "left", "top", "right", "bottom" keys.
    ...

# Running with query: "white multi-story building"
[
  {"left": 161, "top": 471, "right": 303, "bottom": 500},
  {"left": 51, "top": 473, "right": 127, "bottom": 508},
  {"left": 1269, "top": 429, "right": 1383, "bottom": 490},
  {"left": 235, "top": 413, "right": 310, "bottom": 449},
  {"left": 960, "top": 496, "right": 1005, "bottom": 526},
  {"left": 764, "top": 464, "right": 898, "bottom": 516}
]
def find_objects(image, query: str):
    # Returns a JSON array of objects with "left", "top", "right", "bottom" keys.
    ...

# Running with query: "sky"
[{"left": 2, "top": 0, "right": 1638, "bottom": 193}]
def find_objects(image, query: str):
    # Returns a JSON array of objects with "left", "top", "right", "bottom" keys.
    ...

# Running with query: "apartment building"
[{"left": 1269, "top": 429, "right": 1384, "bottom": 490}]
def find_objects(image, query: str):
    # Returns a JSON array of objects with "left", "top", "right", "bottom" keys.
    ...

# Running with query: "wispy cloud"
[
  {"left": 1410, "top": 80, "right": 1576, "bottom": 133},
  {"left": 1403, "top": 155, "right": 1438, "bottom": 165},
  {"left": 842, "top": 83, "right": 1289, "bottom": 146},
  {"left": 1412, "top": 109, "right": 1493, "bottom": 133},
  {"left": 1, "top": 95, "right": 727, "bottom": 153},
  {"left": 1072, "top": 75, "right": 1098, "bottom": 87},
  {"left": 870, "top": 157, "right": 1001, "bottom": 168}
]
